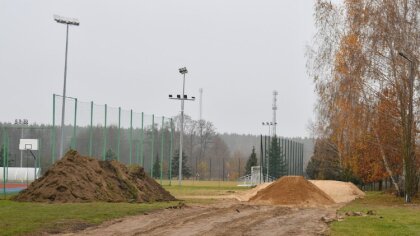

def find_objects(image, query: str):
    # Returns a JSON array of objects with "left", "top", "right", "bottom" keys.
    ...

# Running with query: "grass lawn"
[
  {"left": 161, "top": 180, "right": 249, "bottom": 198},
  {"left": 0, "top": 180, "right": 244, "bottom": 236},
  {"left": 331, "top": 192, "right": 420, "bottom": 236},
  {"left": 0, "top": 199, "right": 179, "bottom": 236}
]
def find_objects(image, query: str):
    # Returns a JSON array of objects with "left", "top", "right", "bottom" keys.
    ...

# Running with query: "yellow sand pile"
[
  {"left": 235, "top": 178, "right": 365, "bottom": 206},
  {"left": 249, "top": 176, "right": 335, "bottom": 206},
  {"left": 309, "top": 180, "right": 365, "bottom": 203}
]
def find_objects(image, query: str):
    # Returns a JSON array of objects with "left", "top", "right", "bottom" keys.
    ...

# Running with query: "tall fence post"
[
  {"left": 301, "top": 143, "right": 303, "bottom": 175},
  {"left": 117, "top": 107, "right": 121, "bottom": 161},
  {"left": 72, "top": 98, "right": 77, "bottom": 150},
  {"left": 51, "top": 94, "right": 56, "bottom": 163},
  {"left": 160, "top": 116, "right": 164, "bottom": 184},
  {"left": 89, "top": 101, "right": 93, "bottom": 157},
  {"left": 102, "top": 104, "right": 107, "bottom": 160},
  {"left": 292, "top": 141, "right": 295, "bottom": 175},
  {"left": 37, "top": 139, "right": 42, "bottom": 179},
  {"left": 129, "top": 109, "right": 133, "bottom": 165},
  {"left": 5, "top": 133, "right": 8, "bottom": 182},
  {"left": 169, "top": 118, "right": 173, "bottom": 186},
  {"left": 2, "top": 131, "right": 6, "bottom": 199},
  {"left": 135, "top": 113, "right": 139, "bottom": 164},
  {"left": 151, "top": 115, "right": 155, "bottom": 177},
  {"left": 140, "top": 112, "right": 144, "bottom": 166}
]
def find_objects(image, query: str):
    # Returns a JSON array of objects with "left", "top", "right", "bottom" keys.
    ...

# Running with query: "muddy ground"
[{"left": 59, "top": 199, "right": 339, "bottom": 236}]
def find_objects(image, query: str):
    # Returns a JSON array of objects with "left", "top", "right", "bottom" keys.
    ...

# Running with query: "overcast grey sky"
[{"left": 0, "top": 0, "right": 317, "bottom": 137}]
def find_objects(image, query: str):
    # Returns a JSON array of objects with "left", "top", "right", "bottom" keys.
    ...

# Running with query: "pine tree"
[
  {"left": 171, "top": 149, "right": 192, "bottom": 179},
  {"left": 105, "top": 149, "right": 117, "bottom": 161},
  {"left": 245, "top": 146, "right": 258, "bottom": 175},
  {"left": 152, "top": 154, "right": 160, "bottom": 178},
  {"left": 268, "top": 136, "right": 287, "bottom": 179}
]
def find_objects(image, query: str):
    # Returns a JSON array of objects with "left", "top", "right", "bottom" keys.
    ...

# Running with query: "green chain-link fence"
[{"left": 1, "top": 94, "right": 174, "bottom": 198}]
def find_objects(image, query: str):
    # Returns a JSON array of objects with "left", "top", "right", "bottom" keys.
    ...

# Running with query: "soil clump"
[
  {"left": 13, "top": 150, "right": 176, "bottom": 203},
  {"left": 249, "top": 176, "right": 335, "bottom": 206}
]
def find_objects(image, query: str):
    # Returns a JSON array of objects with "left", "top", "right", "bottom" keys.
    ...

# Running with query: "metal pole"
[
  {"left": 89, "top": 101, "right": 93, "bottom": 156},
  {"left": 140, "top": 112, "right": 144, "bottom": 166},
  {"left": 59, "top": 24, "right": 69, "bottom": 159},
  {"left": 301, "top": 143, "right": 304, "bottom": 175},
  {"left": 266, "top": 125, "right": 271, "bottom": 181},
  {"left": 179, "top": 73, "right": 186, "bottom": 186},
  {"left": 160, "top": 116, "right": 164, "bottom": 184},
  {"left": 103, "top": 104, "right": 107, "bottom": 160},
  {"left": 129, "top": 109, "right": 133, "bottom": 164},
  {"left": 5, "top": 135, "right": 8, "bottom": 183},
  {"left": 72, "top": 98, "right": 77, "bottom": 149},
  {"left": 264, "top": 135, "right": 267, "bottom": 182},
  {"left": 117, "top": 107, "right": 121, "bottom": 161},
  {"left": 37, "top": 139, "right": 41, "bottom": 179},
  {"left": 260, "top": 135, "right": 263, "bottom": 184},
  {"left": 51, "top": 94, "right": 56, "bottom": 163},
  {"left": 169, "top": 118, "right": 173, "bottom": 186},
  {"left": 20, "top": 126, "right": 23, "bottom": 167},
  {"left": 151, "top": 115, "right": 155, "bottom": 176},
  {"left": 2, "top": 131, "right": 6, "bottom": 199}
]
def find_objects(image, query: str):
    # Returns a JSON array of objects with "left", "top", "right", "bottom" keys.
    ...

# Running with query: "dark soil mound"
[
  {"left": 249, "top": 176, "right": 335, "bottom": 206},
  {"left": 13, "top": 150, "right": 176, "bottom": 203}
]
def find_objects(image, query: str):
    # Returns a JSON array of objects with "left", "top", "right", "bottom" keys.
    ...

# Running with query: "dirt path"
[{"left": 59, "top": 200, "right": 338, "bottom": 236}]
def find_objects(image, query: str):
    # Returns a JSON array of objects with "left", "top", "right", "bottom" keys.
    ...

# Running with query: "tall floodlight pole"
[
  {"left": 169, "top": 67, "right": 195, "bottom": 186},
  {"left": 399, "top": 51, "right": 417, "bottom": 203},
  {"left": 54, "top": 15, "right": 79, "bottom": 159}
]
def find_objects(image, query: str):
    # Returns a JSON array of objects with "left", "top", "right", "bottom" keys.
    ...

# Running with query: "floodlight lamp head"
[
  {"left": 179, "top": 67, "right": 188, "bottom": 74},
  {"left": 54, "top": 15, "right": 80, "bottom": 26}
]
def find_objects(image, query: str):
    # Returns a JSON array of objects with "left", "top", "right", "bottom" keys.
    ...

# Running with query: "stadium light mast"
[
  {"left": 54, "top": 15, "right": 79, "bottom": 159},
  {"left": 169, "top": 67, "right": 195, "bottom": 186}
]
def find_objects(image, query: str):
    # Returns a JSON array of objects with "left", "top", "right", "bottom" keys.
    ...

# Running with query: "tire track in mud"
[{"left": 60, "top": 201, "right": 337, "bottom": 236}]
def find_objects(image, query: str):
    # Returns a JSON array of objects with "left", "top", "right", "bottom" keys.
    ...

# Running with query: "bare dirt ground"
[{"left": 60, "top": 199, "right": 339, "bottom": 236}]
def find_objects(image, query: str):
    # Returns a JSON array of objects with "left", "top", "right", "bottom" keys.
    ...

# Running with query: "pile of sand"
[
  {"left": 13, "top": 150, "right": 176, "bottom": 203},
  {"left": 249, "top": 176, "right": 335, "bottom": 206},
  {"left": 309, "top": 180, "right": 365, "bottom": 203}
]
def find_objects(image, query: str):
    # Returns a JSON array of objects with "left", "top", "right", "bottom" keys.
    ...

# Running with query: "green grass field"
[
  {"left": 0, "top": 199, "right": 179, "bottom": 236},
  {"left": 2, "top": 181, "right": 420, "bottom": 236},
  {"left": 331, "top": 192, "right": 420, "bottom": 236},
  {"left": 162, "top": 180, "right": 249, "bottom": 198},
  {"left": 0, "top": 181, "right": 242, "bottom": 236}
]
